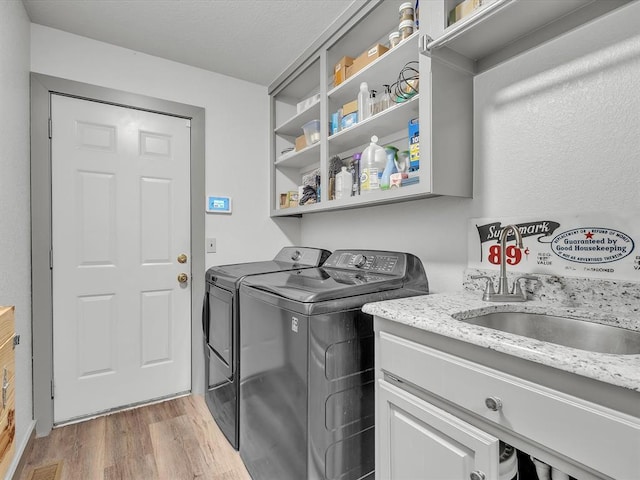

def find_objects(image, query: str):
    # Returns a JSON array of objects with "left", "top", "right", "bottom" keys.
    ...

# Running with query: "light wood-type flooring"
[{"left": 17, "top": 395, "right": 251, "bottom": 480}]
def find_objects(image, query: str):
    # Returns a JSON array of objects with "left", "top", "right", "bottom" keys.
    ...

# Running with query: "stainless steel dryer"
[
  {"left": 238, "top": 250, "right": 428, "bottom": 480},
  {"left": 202, "top": 246, "right": 331, "bottom": 450}
]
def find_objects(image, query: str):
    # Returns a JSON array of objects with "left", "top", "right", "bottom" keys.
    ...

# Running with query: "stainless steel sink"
[{"left": 458, "top": 312, "right": 640, "bottom": 355}]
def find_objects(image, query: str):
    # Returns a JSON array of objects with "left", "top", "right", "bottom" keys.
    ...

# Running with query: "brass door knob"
[
  {"left": 177, "top": 273, "right": 189, "bottom": 284},
  {"left": 177, "top": 253, "right": 188, "bottom": 264}
]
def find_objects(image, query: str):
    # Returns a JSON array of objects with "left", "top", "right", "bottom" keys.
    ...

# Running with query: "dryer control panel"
[{"left": 324, "top": 250, "right": 405, "bottom": 275}]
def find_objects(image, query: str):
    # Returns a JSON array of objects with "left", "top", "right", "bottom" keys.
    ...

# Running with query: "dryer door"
[{"left": 206, "top": 284, "right": 234, "bottom": 383}]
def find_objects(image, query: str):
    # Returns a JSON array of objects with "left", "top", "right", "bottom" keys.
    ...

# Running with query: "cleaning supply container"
[
  {"left": 498, "top": 442, "right": 518, "bottom": 480},
  {"left": 334, "top": 166, "right": 352, "bottom": 200},
  {"left": 380, "top": 146, "right": 398, "bottom": 190},
  {"left": 357, "top": 82, "right": 370, "bottom": 122},
  {"left": 360, "top": 136, "right": 386, "bottom": 194}
]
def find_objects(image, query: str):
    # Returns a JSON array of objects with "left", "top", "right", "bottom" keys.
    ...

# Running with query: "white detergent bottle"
[
  {"left": 360, "top": 135, "right": 386, "bottom": 194},
  {"left": 335, "top": 166, "right": 352, "bottom": 200},
  {"left": 357, "top": 82, "right": 370, "bottom": 122}
]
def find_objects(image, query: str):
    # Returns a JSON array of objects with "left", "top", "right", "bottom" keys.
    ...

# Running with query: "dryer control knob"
[{"left": 353, "top": 254, "right": 367, "bottom": 268}]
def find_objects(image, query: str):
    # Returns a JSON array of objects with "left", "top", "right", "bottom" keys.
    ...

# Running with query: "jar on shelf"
[
  {"left": 399, "top": 2, "right": 414, "bottom": 22},
  {"left": 389, "top": 31, "right": 400, "bottom": 49},
  {"left": 399, "top": 20, "right": 414, "bottom": 41}
]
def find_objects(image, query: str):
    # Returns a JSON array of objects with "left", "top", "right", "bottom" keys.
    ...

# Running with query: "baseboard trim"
[{"left": 9, "top": 420, "right": 36, "bottom": 480}]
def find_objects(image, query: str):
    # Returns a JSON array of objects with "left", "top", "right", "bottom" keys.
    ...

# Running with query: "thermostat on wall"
[{"left": 206, "top": 195, "right": 232, "bottom": 214}]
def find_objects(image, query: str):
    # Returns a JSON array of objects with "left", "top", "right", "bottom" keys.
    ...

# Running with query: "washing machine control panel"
[{"left": 327, "top": 251, "right": 404, "bottom": 274}]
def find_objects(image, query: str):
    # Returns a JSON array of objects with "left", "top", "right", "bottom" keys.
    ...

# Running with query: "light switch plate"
[{"left": 206, "top": 238, "right": 216, "bottom": 253}]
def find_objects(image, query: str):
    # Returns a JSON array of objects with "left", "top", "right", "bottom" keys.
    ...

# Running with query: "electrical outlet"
[{"left": 206, "top": 238, "right": 216, "bottom": 253}]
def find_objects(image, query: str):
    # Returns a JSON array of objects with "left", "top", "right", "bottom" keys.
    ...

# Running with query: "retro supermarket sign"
[{"left": 468, "top": 213, "right": 640, "bottom": 281}]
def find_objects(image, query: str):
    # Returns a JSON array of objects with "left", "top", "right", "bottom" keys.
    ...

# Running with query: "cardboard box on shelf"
[
  {"left": 346, "top": 44, "right": 389, "bottom": 79},
  {"left": 342, "top": 99, "right": 358, "bottom": 116},
  {"left": 334, "top": 56, "right": 354, "bottom": 87},
  {"left": 448, "top": 0, "right": 484, "bottom": 26},
  {"left": 295, "top": 134, "right": 307, "bottom": 152}
]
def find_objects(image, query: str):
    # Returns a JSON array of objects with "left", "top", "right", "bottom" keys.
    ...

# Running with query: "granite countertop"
[{"left": 362, "top": 272, "right": 640, "bottom": 392}]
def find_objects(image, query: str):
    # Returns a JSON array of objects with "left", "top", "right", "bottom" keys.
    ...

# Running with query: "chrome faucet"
[{"left": 472, "top": 224, "right": 537, "bottom": 302}]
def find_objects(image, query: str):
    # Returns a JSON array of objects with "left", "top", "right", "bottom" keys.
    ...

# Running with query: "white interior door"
[{"left": 51, "top": 94, "right": 192, "bottom": 423}]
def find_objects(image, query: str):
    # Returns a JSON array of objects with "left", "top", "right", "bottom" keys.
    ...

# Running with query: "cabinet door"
[{"left": 377, "top": 379, "right": 499, "bottom": 480}]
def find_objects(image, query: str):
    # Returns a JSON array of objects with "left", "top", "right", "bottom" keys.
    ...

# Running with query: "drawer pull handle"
[
  {"left": 470, "top": 470, "right": 486, "bottom": 480},
  {"left": 485, "top": 396, "right": 503, "bottom": 411}
]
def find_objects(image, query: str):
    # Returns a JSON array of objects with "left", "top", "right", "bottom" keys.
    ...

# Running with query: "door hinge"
[
  {"left": 51, "top": 380, "right": 55, "bottom": 399},
  {"left": 48, "top": 118, "right": 52, "bottom": 139},
  {"left": 49, "top": 249, "right": 53, "bottom": 270},
  {"left": 12, "top": 335, "right": 20, "bottom": 349}
]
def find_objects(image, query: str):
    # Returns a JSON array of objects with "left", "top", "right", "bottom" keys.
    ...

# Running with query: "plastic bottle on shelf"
[
  {"left": 369, "top": 90, "right": 378, "bottom": 117},
  {"left": 380, "top": 84, "right": 392, "bottom": 111},
  {"left": 357, "top": 82, "right": 370, "bottom": 122},
  {"left": 380, "top": 146, "right": 398, "bottom": 190},
  {"left": 334, "top": 166, "right": 352, "bottom": 200},
  {"left": 360, "top": 136, "right": 386, "bottom": 194}
]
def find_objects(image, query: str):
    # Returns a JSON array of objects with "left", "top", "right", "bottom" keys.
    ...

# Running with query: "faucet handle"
[
  {"left": 471, "top": 275, "right": 496, "bottom": 300},
  {"left": 511, "top": 275, "right": 539, "bottom": 298}
]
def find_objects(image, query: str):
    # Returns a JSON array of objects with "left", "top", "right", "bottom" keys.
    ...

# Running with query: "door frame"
[{"left": 30, "top": 73, "right": 206, "bottom": 436}]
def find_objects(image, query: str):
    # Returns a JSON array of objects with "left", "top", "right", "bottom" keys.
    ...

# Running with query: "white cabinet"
[
  {"left": 375, "top": 322, "right": 640, "bottom": 480},
  {"left": 269, "top": 0, "right": 473, "bottom": 217},
  {"left": 377, "top": 379, "right": 499, "bottom": 480}
]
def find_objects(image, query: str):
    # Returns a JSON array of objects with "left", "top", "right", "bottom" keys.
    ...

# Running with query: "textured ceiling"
[{"left": 22, "top": 0, "right": 362, "bottom": 86}]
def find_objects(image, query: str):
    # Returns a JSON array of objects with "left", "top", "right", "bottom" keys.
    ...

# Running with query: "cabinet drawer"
[
  {"left": 0, "top": 337, "right": 15, "bottom": 382},
  {"left": 379, "top": 331, "right": 640, "bottom": 479},
  {"left": 0, "top": 307, "right": 14, "bottom": 346}
]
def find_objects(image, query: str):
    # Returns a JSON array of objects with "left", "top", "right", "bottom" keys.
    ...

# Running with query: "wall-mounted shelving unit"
[{"left": 268, "top": 0, "right": 631, "bottom": 217}]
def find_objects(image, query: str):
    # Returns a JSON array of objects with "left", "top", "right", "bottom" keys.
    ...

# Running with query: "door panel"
[
  {"left": 51, "top": 94, "right": 191, "bottom": 423},
  {"left": 377, "top": 380, "right": 499, "bottom": 480}
]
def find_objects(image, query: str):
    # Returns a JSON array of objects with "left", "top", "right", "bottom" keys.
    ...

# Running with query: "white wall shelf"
[
  {"left": 422, "top": 0, "right": 632, "bottom": 74},
  {"left": 275, "top": 142, "right": 320, "bottom": 169},
  {"left": 274, "top": 100, "right": 321, "bottom": 137},
  {"left": 327, "top": 95, "right": 419, "bottom": 156}
]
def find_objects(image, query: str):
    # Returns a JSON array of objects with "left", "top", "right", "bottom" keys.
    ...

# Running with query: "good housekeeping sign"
[{"left": 468, "top": 212, "right": 640, "bottom": 281}]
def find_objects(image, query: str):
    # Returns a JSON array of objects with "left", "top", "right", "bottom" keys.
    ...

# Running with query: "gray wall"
[
  {"left": 301, "top": 2, "right": 640, "bottom": 293},
  {"left": 0, "top": 0, "right": 34, "bottom": 474}
]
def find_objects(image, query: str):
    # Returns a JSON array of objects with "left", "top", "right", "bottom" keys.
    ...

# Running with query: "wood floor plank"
[
  {"left": 149, "top": 415, "right": 198, "bottom": 478},
  {"left": 17, "top": 395, "right": 250, "bottom": 480},
  {"left": 103, "top": 452, "right": 158, "bottom": 480},
  {"left": 103, "top": 407, "right": 154, "bottom": 468},
  {"left": 57, "top": 416, "right": 106, "bottom": 480},
  {"left": 181, "top": 396, "right": 251, "bottom": 479}
]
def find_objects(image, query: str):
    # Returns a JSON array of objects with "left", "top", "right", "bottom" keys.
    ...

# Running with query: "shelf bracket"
[{"left": 419, "top": 34, "right": 434, "bottom": 56}]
